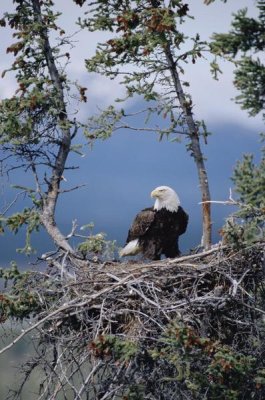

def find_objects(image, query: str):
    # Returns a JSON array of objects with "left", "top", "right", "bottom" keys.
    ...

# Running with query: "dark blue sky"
[{"left": 0, "top": 118, "right": 261, "bottom": 266}]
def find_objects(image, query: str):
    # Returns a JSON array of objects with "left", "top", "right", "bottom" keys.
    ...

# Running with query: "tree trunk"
[
  {"left": 164, "top": 45, "right": 212, "bottom": 249},
  {"left": 32, "top": 0, "right": 74, "bottom": 253}
]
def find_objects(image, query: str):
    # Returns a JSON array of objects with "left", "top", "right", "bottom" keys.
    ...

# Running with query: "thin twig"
[{"left": 0, "top": 275, "right": 134, "bottom": 356}]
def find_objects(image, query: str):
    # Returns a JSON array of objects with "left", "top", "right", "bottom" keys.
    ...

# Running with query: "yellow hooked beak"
[{"left": 151, "top": 189, "right": 160, "bottom": 198}]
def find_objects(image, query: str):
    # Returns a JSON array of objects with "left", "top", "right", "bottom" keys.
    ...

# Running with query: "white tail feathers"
[{"left": 119, "top": 239, "right": 141, "bottom": 257}]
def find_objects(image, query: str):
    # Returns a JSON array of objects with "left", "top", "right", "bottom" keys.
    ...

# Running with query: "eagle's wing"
[
  {"left": 126, "top": 207, "right": 155, "bottom": 243},
  {"left": 177, "top": 206, "right": 189, "bottom": 236}
]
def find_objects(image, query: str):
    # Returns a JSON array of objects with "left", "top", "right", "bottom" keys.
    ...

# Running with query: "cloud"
[
  {"left": 65, "top": 0, "right": 261, "bottom": 130},
  {"left": 0, "top": 0, "right": 261, "bottom": 130}
]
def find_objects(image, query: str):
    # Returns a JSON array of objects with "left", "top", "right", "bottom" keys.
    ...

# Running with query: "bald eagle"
[{"left": 120, "top": 186, "right": 189, "bottom": 260}]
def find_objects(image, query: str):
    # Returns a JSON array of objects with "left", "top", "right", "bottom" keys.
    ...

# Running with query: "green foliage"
[
  {"left": 222, "top": 142, "right": 265, "bottom": 248},
  {"left": 206, "top": 347, "right": 256, "bottom": 399},
  {"left": 0, "top": 261, "right": 21, "bottom": 282},
  {"left": 87, "top": 320, "right": 265, "bottom": 399},
  {"left": 232, "top": 151, "right": 265, "bottom": 211},
  {"left": 123, "top": 385, "right": 146, "bottom": 400},
  {"left": 0, "top": 263, "right": 41, "bottom": 320},
  {"left": 84, "top": 106, "right": 125, "bottom": 144},
  {"left": 0, "top": 208, "right": 41, "bottom": 255},
  {"left": 77, "top": 223, "right": 117, "bottom": 260},
  {"left": 0, "top": 1, "right": 69, "bottom": 145},
  {"left": 89, "top": 335, "right": 138, "bottom": 362},
  {"left": 0, "top": 289, "right": 40, "bottom": 321},
  {"left": 80, "top": 0, "right": 208, "bottom": 142},
  {"left": 211, "top": 2, "right": 265, "bottom": 119},
  {"left": 255, "top": 369, "right": 265, "bottom": 390},
  {"left": 152, "top": 321, "right": 265, "bottom": 399},
  {"left": 211, "top": 8, "right": 265, "bottom": 56},
  {"left": 89, "top": 335, "right": 146, "bottom": 399},
  {"left": 234, "top": 57, "right": 265, "bottom": 117},
  {"left": 0, "top": 86, "right": 60, "bottom": 145},
  {"left": 4, "top": 208, "right": 40, "bottom": 234}
]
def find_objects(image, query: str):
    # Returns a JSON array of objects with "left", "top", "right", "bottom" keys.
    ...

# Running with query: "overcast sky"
[
  {"left": 0, "top": 0, "right": 262, "bottom": 128},
  {"left": 0, "top": 0, "right": 263, "bottom": 264},
  {"left": 71, "top": 0, "right": 262, "bottom": 130}
]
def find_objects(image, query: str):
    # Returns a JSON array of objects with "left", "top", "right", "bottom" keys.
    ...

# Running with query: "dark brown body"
[{"left": 126, "top": 206, "right": 189, "bottom": 260}]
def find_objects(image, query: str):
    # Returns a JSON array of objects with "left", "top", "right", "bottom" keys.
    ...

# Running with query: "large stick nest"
[{"left": 2, "top": 241, "right": 265, "bottom": 399}]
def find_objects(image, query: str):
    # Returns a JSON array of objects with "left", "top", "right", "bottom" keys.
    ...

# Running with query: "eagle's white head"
[{"left": 151, "top": 186, "right": 180, "bottom": 212}]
